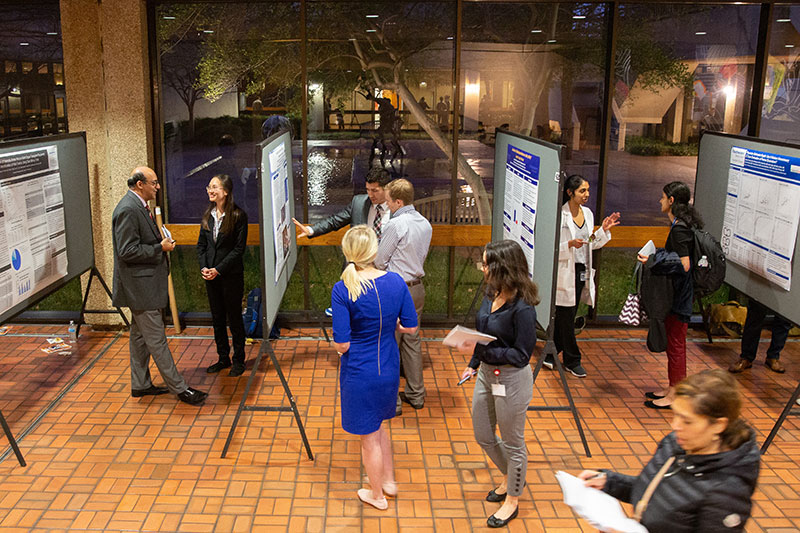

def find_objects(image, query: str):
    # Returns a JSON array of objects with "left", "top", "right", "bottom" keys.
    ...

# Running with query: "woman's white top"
[{"left": 556, "top": 202, "right": 611, "bottom": 307}]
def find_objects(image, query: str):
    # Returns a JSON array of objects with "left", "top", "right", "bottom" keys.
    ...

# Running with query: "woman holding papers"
[
  {"left": 638, "top": 181, "right": 699, "bottom": 409},
  {"left": 197, "top": 174, "right": 249, "bottom": 377},
  {"left": 331, "top": 226, "right": 417, "bottom": 510},
  {"left": 578, "top": 370, "right": 760, "bottom": 532},
  {"left": 547, "top": 174, "right": 619, "bottom": 378},
  {"left": 458, "top": 240, "right": 539, "bottom": 528}
]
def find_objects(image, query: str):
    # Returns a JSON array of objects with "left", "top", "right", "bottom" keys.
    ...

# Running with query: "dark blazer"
[
  {"left": 196, "top": 207, "right": 248, "bottom": 276},
  {"left": 603, "top": 431, "right": 760, "bottom": 533},
  {"left": 111, "top": 190, "right": 168, "bottom": 310},
  {"left": 309, "top": 194, "right": 372, "bottom": 237}
]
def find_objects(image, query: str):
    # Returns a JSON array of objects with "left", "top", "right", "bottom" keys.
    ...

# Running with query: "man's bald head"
[{"left": 128, "top": 166, "right": 160, "bottom": 202}]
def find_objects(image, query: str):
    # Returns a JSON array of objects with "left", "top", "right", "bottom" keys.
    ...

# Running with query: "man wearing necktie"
[
  {"left": 112, "top": 167, "right": 207, "bottom": 406},
  {"left": 292, "top": 167, "right": 391, "bottom": 242}
]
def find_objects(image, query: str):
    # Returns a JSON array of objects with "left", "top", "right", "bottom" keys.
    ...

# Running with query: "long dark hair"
[
  {"left": 676, "top": 369, "right": 752, "bottom": 451},
  {"left": 663, "top": 181, "right": 703, "bottom": 229},
  {"left": 483, "top": 240, "right": 540, "bottom": 307},
  {"left": 201, "top": 174, "right": 241, "bottom": 235},
  {"left": 562, "top": 174, "right": 587, "bottom": 205}
]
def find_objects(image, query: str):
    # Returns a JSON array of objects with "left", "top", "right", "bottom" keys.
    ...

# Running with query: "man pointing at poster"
[{"left": 112, "top": 166, "right": 207, "bottom": 406}]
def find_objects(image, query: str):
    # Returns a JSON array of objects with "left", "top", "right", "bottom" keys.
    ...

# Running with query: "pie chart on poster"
[{"left": 11, "top": 249, "right": 21, "bottom": 270}]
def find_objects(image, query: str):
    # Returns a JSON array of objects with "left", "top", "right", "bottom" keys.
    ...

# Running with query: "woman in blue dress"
[{"left": 331, "top": 225, "right": 418, "bottom": 510}]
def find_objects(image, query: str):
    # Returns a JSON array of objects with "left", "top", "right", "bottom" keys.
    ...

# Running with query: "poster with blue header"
[
  {"left": 502, "top": 144, "right": 540, "bottom": 278},
  {"left": 721, "top": 146, "right": 800, "bottom": 291}
]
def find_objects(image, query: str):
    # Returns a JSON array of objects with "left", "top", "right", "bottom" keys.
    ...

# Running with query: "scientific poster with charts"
[
  {"left": 721, "top": 146, "right": 800, "bottom": 291},
  {"left": 267, "top": 142, "right": 291, "bottom": 283},
  {"left": 0, "top": 145, "right": 68, "bottom": 313},
  {"left": 502, "top": 144, "right": 540, "bottom": 278}
]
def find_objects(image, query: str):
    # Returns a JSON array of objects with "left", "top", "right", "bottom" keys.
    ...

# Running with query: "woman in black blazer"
[{"left": 197, "top": 174, "right": 249, "bottom": 377}]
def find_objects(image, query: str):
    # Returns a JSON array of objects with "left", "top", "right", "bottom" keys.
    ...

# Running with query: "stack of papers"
[
  {"left": 442, "top": 325, "right": 497, "bottom": 347},
  {"left": 555, "top": 471, "right": 648, "bottom": 533}
]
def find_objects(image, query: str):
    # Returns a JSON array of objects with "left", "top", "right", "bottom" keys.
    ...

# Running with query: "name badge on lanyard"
[
  {"left": 491, "top": 368, "right": 506, "bottom": 397},
  {"left": 579, "top": 270, "right": 587, "bottom": 283}
]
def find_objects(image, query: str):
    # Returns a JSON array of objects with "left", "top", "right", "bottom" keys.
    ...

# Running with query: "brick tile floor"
[{"left": 0, "top": 324, "right": 798, "bottom": 532}]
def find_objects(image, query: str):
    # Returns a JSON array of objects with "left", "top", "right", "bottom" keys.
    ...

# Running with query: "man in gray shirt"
[{"left": 375, "top": 179, "right": 432, "bottom": 413}]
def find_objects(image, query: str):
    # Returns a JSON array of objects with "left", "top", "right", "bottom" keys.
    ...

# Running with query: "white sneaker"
[{"left": 542, "top": 355, "right": 554, "bottom": 370}]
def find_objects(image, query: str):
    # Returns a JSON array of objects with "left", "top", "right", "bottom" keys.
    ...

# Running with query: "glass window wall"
[
  {"left": 760, "top": 5, "right": 800, "bottom": 143},
  {"left": 609, "top": 4, "right": 759, "bottom": 225}
]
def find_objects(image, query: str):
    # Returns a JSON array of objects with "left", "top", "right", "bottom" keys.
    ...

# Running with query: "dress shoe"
[
  {"left": 357, "top": 488, "right": 388, "bottom": 510},
  {"left": 644, "top": 400, "right": 671, "bottom": 410},
  {"left": 765, "top": 358, "right": 786, "bottom": 374},
  {"left": 487, "top": 506, "right": 518, "bottom": 528},
  {"left": 177, "top": 387, "right": 208, "bottom": 405},
  {"left": 645, "top": 391, "right": 665, "bottom": 400},
  {"left": 486, "top": 488, "right": 507, "bottom": 503},
  {"left": 728, "top": 358, "right": 753, "bottom": 373},
  {"left": 229, "top": 363, "right": 246, "bottom": 377},
  {"left": 206, "top": 360, "right": 231, "bottom": 374},
  {"left": 395, "top": 405, "right": 402, "bottom": 416},
  {"left": 131, "top": 385, "right": 169, "bottom": 398},
  {"left": 399, "top": 392, "right": 423, "bottom": 409}
]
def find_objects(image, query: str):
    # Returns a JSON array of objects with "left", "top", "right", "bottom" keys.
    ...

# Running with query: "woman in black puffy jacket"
[{"left": 578, "top": 369, "right": 760, "bottom": 532}]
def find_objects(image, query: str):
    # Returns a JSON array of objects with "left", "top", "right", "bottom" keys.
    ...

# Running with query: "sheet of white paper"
[
  {"left": 555, "top": 471, "right": 648, "bottom": 533},
  {"left": 638, "top": 240, "right": 655, "bottom": 257},
  {"left": 161, "top": 225, "right": 172, "bottom": 240},
  {"left": 442, "top": 325, "right": 497, "bottom": 347}
]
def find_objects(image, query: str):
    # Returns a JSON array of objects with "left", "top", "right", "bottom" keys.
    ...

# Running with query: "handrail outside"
[{"left": 166, "top": 224, "right": 668, "bottom": 249}]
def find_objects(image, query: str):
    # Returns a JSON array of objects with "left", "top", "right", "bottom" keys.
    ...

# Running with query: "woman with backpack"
[
  {"left": 197, "top": 174, "right": 249, "bottom": 377},
  {"left": 638, "top": 181, "right": 701, "bottom": 409}
]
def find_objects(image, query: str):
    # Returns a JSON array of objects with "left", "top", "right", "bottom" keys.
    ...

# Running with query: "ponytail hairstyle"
[
  {"left": 663, "top": 181, "right": 703, "bottom": 229},
  {"left": 676, "top": 369, "right": 752, "bottom": 451},
  {"left": 483, "top": 240, "right": 540, "bottom": 307},
  {"left": 340, "top": 225, "right": 379, "bottom": 301},
  {"left": 201, "top": 174, "right": 241, "bottom": 235},
  {"left": 562, "top": 174, "right": 587, "bottom": 205}
]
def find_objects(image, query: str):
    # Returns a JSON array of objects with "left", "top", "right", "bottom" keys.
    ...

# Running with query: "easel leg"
[
  {"left": 221, "top": 339, "right": 314, "bottom": 460},
  {"left": 529, "top": 339, "right": 593, "bottom": 458},
  {"left": 0, "top": 410, "right": 26, "bottom": 467},
  {"left": 76, "top": 267, "right": 130, "bottom": 337},
  {"left": 760, "top": 381, "right": 800, "bottom": 454}
]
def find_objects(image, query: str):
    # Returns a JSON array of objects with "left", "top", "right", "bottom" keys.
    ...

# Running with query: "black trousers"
[
  {"left": 554, "top": 263, "right": 586, "bottom": 369},
  {"left": 205, "top": 273, "right": 246, "bottom": 365},
  {"left": 741, "top": 299, "right": 792, "bottom": 362}
]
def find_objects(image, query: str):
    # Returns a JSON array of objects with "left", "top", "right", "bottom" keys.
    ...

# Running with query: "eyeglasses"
[
  {"left": 206, "top": 185, "right": 222, "bottom": 191},
  {"left": 146, "top": 179, "right": 159, "bottom": 187}
]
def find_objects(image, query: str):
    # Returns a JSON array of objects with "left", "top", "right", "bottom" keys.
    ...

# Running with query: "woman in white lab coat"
[{"left": 545, "top": 175, "right": 619, "bottom": 378}]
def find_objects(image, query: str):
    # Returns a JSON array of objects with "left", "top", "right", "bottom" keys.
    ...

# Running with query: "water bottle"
[{"left": 68, "top": 320, "right": 77, "bottom": 344}]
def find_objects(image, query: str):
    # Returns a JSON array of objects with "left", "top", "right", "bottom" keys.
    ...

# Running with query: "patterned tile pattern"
[{"left": 0, "top": 324, "right": 798, "bottom": 532}]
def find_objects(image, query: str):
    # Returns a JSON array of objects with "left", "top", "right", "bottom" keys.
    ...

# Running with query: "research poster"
[
  {"left": 0, "top": 145, "right": 68, "bottom": 314},
  {"left": 721, "top": 146, "right": 800, "bottom": 291},
  {"left": 267, "top": 142, "right": 291, "bottom": 283},
  {"left": 502, "top": 144, "right": 540, "bottom": 278}
]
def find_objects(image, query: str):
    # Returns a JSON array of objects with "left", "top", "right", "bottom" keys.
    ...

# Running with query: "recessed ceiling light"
[
  {"left": 46, "top": 32, "right": 58, "bottom": 35},
  {"left": 163, "top": 15, "right": 176, "bottom": 20},
  {"left": 786, "top": 44, "right": 795, "bottom": 48},
  {"left": 366, "top": 14, "right": 379, "bottom": 18},
  {"left": 695, "top": 31, "right": 707, "bottom": 35},
  {"left": 573, "top": 15, "right": 586, "bottom": 19},
  {"left": 447, "top": 36, "right": 453, "bottom": 40},
  {"left": 776, "top": 18, "right": 791, "bottom": 23},
  {"left": 547, "top": 39, "right": 557, "bottom": 43},
  {"left": 531, "top": 29, "right": 542, "bottom": 33},
  {"left": 20, "top": 42, "right": 30, "bottom": 46},
  {"left": 203, "top": 30, "right": 214, "bottom": 34},
  {"left": 366, "top": 29, "right": 377, "bottom": 33}
]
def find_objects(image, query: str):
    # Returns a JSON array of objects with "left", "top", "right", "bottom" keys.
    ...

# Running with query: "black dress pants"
[
  {"left": 741, "top": 299, "right": 792, "bottom": 362},
  {"left": 205, "top": 273, "right": 246, "bottom": 365},
  {"left": 554, "top": 263, "right": 585, "bottom": 370}
]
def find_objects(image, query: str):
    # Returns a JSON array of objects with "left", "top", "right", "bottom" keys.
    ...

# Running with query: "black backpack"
[{"left": 690, "top": 227, "right": 726, "bottom": 296}]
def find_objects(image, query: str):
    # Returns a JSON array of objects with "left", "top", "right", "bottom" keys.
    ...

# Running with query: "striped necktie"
[{"left": 373, "top": 204, "right": 383, "bottom": 239}]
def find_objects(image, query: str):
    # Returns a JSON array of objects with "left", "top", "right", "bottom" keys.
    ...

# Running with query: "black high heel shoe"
[{"left": 487, "top": 506, "right": 518, "bottom": 528}]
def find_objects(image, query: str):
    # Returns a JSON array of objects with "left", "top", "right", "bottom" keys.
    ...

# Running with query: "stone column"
[{"left": 60, "top": 0, "right": 153, "bottom": 324}]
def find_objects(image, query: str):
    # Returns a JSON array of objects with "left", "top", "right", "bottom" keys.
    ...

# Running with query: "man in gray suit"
[
  {"left": 292, "top": 167, "right": 392, "bottom": 240},
  {"left": 112, "top": 167, "right": 207, "bottom": 405}
]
